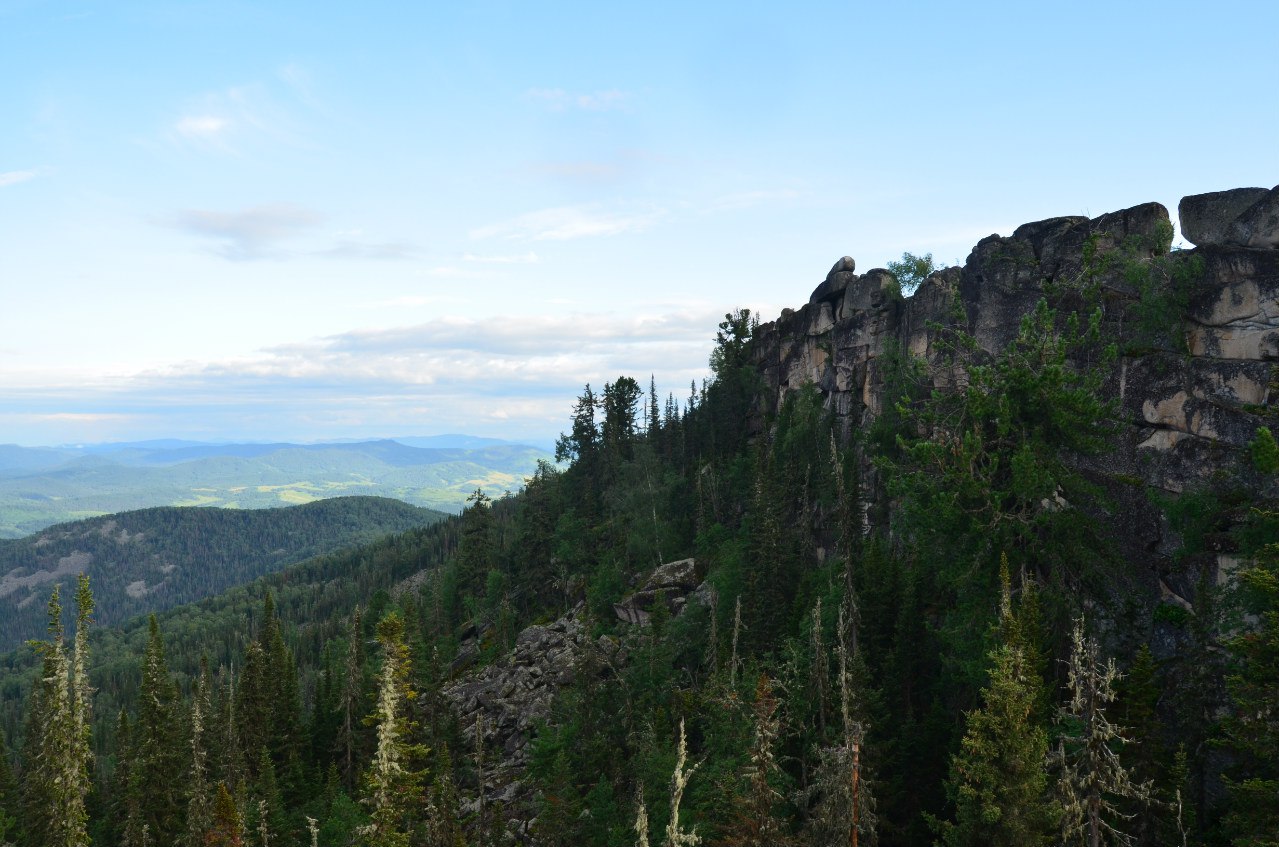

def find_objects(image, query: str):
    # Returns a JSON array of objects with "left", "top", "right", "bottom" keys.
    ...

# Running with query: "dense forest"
[
  {"left": 0, "top": 497, "right": 447, "bottom": 652},
  {"left": 0, "top": 263, "right": 1276, "bottom": 847}
]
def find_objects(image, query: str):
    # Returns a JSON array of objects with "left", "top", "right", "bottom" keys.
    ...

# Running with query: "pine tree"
[
  {"left": 1052, "top": 617, "right": 1153, "bottom": 847},
  {"left": 360, "top": 612, "right": 427, "bottom": 847}
]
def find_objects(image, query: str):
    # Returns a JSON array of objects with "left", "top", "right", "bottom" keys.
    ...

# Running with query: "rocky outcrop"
[
  {"left": 1179, "top": 188, "right": 1270, "bottom": 247},
  {"left": 751, "top": 188, "right": 1279, "bottom": 605},
  {"left": 441, "top": 559, "right": 705, "bottom": 840}
]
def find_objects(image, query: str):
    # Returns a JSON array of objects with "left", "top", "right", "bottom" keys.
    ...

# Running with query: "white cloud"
[
  {"left": 526, "top": 87, "right": 628, "bottom": 111},
  {"left": 0, "top": 309, "right": 728, "bottom": 443},
  {"left": 170, "top": 204, "right": 322, "bottom": 260},
  {"left": 470, "top": 205, "right": 662, "bottom": 241},
  {"left": 0, "top": 170, "right": 39, "bottom": 188}
]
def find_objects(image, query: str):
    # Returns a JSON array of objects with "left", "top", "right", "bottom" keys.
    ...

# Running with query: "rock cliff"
[{"left": 752, "top": 185, "right": 1279, "bottom": 608}]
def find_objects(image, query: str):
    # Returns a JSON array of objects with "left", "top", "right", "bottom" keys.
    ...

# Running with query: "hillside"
[
  {"left": 0, "top": 496, "right": 447, "bottom": 652},
  {"left": 0, "top": 187, "right": 1276, "bottom": 847},
  {"left": 0, "top": 437, "right": 550, "bottom": 537}
]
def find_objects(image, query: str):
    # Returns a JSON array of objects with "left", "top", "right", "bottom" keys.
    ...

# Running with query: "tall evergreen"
[
  {"left": 185, "top": 664, "right": 213, "bottom": 847},
  {"left": 21, "top": 579, "right": 94, "bottom": 847},
  {"left": 1222, "top": 531, "right": 1279, "bottom": 846},
  {"left": 0, "top": 723, "right": 18, "bottom": 846},
  {"left": 935, "top": 571, "right": 1056, "bottom": 847},
  {"left": 133, "top": 615, "right": 186, "bottom": 847},
  {"left": 1051, "top": 617, "right": 1152, "bottom": 847},
  {"left": 361, "top": 612, "right": 427, "bottom": 847}
]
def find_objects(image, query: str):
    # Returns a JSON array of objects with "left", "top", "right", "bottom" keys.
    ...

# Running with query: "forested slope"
[
  {"left": 0, "top": 497, "right": 447, "bottom": 651},
  {"left": 0, "top": 190, "right": 1277, "bottom": 847}
]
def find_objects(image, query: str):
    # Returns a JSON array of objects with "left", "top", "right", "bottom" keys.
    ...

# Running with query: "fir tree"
[
  {"left": 360, "top": 612, "right": 427, "bottom": 847},
  {"left": 1051, "top": 617, "right": 1153, "bottom": 847}
]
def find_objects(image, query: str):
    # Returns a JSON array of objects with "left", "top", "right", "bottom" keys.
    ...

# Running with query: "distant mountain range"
[{"left": 0, "top": 436, "right": 553, "bottom": 538}]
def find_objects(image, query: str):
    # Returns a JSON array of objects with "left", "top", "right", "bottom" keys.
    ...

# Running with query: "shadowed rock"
[{"left": 1226, "top": 185, "right": 1279, "bottom": 249}]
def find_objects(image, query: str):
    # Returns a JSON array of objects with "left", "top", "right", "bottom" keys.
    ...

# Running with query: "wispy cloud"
[
  {"left": 526, "top": 88, "right": 628, "bottom": 111},
  {"left": 0, "top": 169, "right": 41, "bottom": 188},
  {"left": 170, "top": 204, "right": 322, "bottom": 260},
  {"left": 470, "top": 205, "right": 662, "bottom": 241},
  {"left": 175, "top": 115, "right": 229, "bottom": 139},
  {"left": 169, "top": 82, "right": 304, "bottom": 153},
  {"left": 462, "top": 251, "right": 540, "bottom": 264}
]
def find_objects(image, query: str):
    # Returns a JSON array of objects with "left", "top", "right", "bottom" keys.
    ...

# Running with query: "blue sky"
[{"left": 2, "top": 0, "right": 1276, "bottom": 446}]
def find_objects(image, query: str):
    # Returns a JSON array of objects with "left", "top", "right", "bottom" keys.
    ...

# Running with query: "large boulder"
[
  {"left": 1179, "top": 187, "right": 1269, "bottom": 247},
  {"left": 810, "top": 256, "right": 857, "bottom": 305},
  {"left": 1226, "top": 186, "right": 1279, "bottom": 249}
]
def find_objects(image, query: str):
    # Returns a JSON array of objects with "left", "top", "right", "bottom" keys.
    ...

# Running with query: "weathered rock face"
[{"left": 751, "top": 189, "right": 1279, "bottom": 602}]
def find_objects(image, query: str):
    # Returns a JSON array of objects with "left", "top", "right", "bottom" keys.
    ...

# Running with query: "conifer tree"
[
  {"left": 360, "top": 612, "right": 427, "bottom": 847},
  {"left": 21, "top": 578, "right": 94, "bottom": 847},
  {"left": 185, "top": 665, "right": 213, "bottom": 847},
  {"left": 664, "top": 719, "right": 700, "bottom": 847},
  {"left": 1221, "top": 533, "right": 1279, "bottom": 847},
  {"left": 806, "top": 601, "right": 877, "bottom": 847},
  {"left": 1052, "top": 617, "right": 1153, "bottom": 847},
  {"left": 720, "top": 675, "right": 791, "bottom": 847},
  {"left": 133, "top": 615, "right": 186, "bottom": 847},
  {"left": 935, "top": 569, "right": 1055, "bottom": 847},
  {"left": 336, "top": 607, "right": 366, "bottom": 794},
  {"left": 0, "top": 726, "right": 18, "bottom": 847},
  {"left": 206, "top": 784, "right": 245, "bottom": 847}
]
